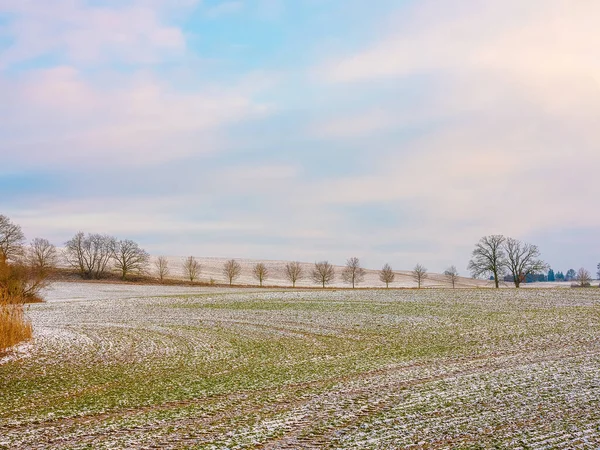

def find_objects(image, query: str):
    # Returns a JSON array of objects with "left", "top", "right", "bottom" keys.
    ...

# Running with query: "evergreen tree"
[{"left": 547, "top": 269, "right": 555, "bottom": 282}]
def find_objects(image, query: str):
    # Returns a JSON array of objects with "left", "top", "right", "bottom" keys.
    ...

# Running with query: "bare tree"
[
  {"left": 64, "top": 232, "right": 116, "bottom": 279},
  {"left": 311, "top": 261, "right": 335, "bottom": 288},
  {"left": 467, "top": 235, "right": 506, "bottom": 288},
  {"left": 412, "top": 264, "right": 428, "bottom": 288},
  {"left": 597, "top": 263, "right": 600, "bottom": 281},
  {"left": 26, "top": 238, "right": 58, "bottom": 277},
  {"left": 223, "top": 259, "right": 242, "bottom": 286},
  {"left": 182, "top": 256, "right": 201, "bottom": 282},
  {"left": 444, "top": 265, "right": 459, "bottom": 288},
  {"left": 575, "top": 267, "right": 592, "bottom": 287},
  {"left": 504, "top": 238, "right": 548, "bottom": 288},
  {"left": 341, "top": 257, "right": 365, "bottom": 288},
  {"left": 252, "top": 263, "right": 269, "bottom": 287},
  {"left": 112, "top": 239, "right": 149, "bottom": 280},
  {"left": 0, "top": 215, "right": 25, "bottom": 262},
  {"left": 285, "top": 261, "right": 304, "bottom": 287},
  {"left": 155, "top": 256, "right": 170, "bottom": 283},
  {"left": 379, "top": 263, "right": 395, "bottom": 288}
]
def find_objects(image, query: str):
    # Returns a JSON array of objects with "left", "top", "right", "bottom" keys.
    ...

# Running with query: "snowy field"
[{"left": 1, "top": 283, "right": 599, "bottom": 448}]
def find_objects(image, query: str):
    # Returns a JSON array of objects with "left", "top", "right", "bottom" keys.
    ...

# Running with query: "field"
[{"left": 1, "top": 284, "right": 599, "bottom": 449}]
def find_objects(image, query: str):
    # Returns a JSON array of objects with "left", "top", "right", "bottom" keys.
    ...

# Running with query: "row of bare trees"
[{"left": 166, "top": 256, "right": 448, "bottom": 288}]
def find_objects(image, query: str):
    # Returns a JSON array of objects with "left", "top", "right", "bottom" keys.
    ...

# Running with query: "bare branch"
[
  {"left": 443, "top": 265, "right": 459, "bottom": 288},
  {"left": 341, "top": 257, "right": 365, "bottom": 288},
  {"left": 575, "top": 267, "right": 592, "bottom": 287},
  {"left": 26, "top": 238, "right": 58, "bottom": 277},
  {"left": 154, "top": 256, "right": 170, "bottom": 283},
  {"left": 379, "top": 263, "right": 395, "bottom": 288},
  {"left": 64, "top": 232, "right": 116, "bottom": 279},
  {"left": 412, "top": 264, "right": 428, "bottom": 288},
  {"left": 504, "top": 238, "right": 548, "bottom": 288},
  {"left": 285, "top": 261, "right": 304, "bottom": 288},
  {"left": 223, "top": 259, "right": 242, "bottom": 286},
  {"left": 113, "top": 239, "right": 149, "bottom": 280},
  {"left": 252, "top": 263, "right": 269, "bottom": 287},
  {"left": 0, "top": 215, "right": 25, "bottom": 262},
  {"left": 311, "top": 261, "right": 335, "bottom": 288},
  {"left": 467, "top": 235, "right": 506, "bottom": 288},
  {"left": 182, "top": 256, "right": 201, "bottom": 282}
]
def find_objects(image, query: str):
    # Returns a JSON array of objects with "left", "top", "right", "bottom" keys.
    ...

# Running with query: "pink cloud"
[{"left": 0, "top": 0, "right": 190, "bottom": 67}]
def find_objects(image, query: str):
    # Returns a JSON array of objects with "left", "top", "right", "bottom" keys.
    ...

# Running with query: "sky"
[{"left": 1, "top": 0, "right": 599, "bottom": 275}]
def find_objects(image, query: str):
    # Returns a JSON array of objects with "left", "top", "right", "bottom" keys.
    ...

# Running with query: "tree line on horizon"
[{"left": 1, "top": 214, "right": 598, "bottom": 290}]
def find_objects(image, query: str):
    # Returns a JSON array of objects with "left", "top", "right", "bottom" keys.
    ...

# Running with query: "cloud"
[
  {"left": 318, "top": 1, "right": 600, "bottom": 83},
  {"left": 0, "top": 66, "right": 271, "bottom": 167},
  {"left": 2, "top": 0, "right": 599, "bottom": 273},
  {"left": 0, "top": 0, "right": 194, "bottom": 68},
  {"left": 302, "top": 0, "right": 600, "bottom": 269},
  {"left": 312, "top": 109, "right": 398, "bottom": 139}
]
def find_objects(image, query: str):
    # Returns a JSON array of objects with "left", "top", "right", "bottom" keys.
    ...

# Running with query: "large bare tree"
[
  {"left": 443, "top": 265, "right": 459, "bottom": 288},
  {"left": 155, "top": 256, "right": 170, "bottom": 283},
  {"left": 252, "top": 263, "right": 269, "bottom": 287},
  {"left": 26, "top": 238, "right": 58, "bottom": 277},
  {"left": 379, "top": 263, "right": 395, "bottom": 288},
  {"left": 575, "top": 267, "right": 592, "bottom": 287},
  {"left": 311, "top": 261, "right": 335, "bottom": 288},
  {"left": 0, "top": 215, "right": 25, "bottom": 262},
  {"left": 467, "top": 235, "right": 506, "bottom": 288},
  {"left": 504, "top": 238, "right": 547, "bottom": 288},
  {"left": 64, "top": 232, "right": 116, "bottom": 279},
  {"left": 223, "top": 259, "right": 242, "bottom": 286},
  {"left": 412, "top": 264, "right": 428, "bottom": 288},
  {"left": 182, "top": 256, "right": 201, "bottom": 282},
  {"left": 112, "top": 239, "right": 150, "bottom": 280},
  {"left": 341, "top": 257, "right": 366, "bottom": 288},
  {"left": 285, "top": 261, "right": 304, "bottom": 287}
]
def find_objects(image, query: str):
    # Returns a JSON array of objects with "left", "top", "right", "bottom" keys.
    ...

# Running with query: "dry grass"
[
  {"left": 0, "top": 290, "right": 32, "bottom": 353},
  {"left": 0, "top": 258, "right": 34, "bottom": 353}
]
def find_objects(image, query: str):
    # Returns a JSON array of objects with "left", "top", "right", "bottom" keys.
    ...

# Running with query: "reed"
[
  {"left": 0, "top": 258, "right": 34, "bottom": 352},
  {"left": 0, "top": 290, "right": 32, "bottom": 353}
]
